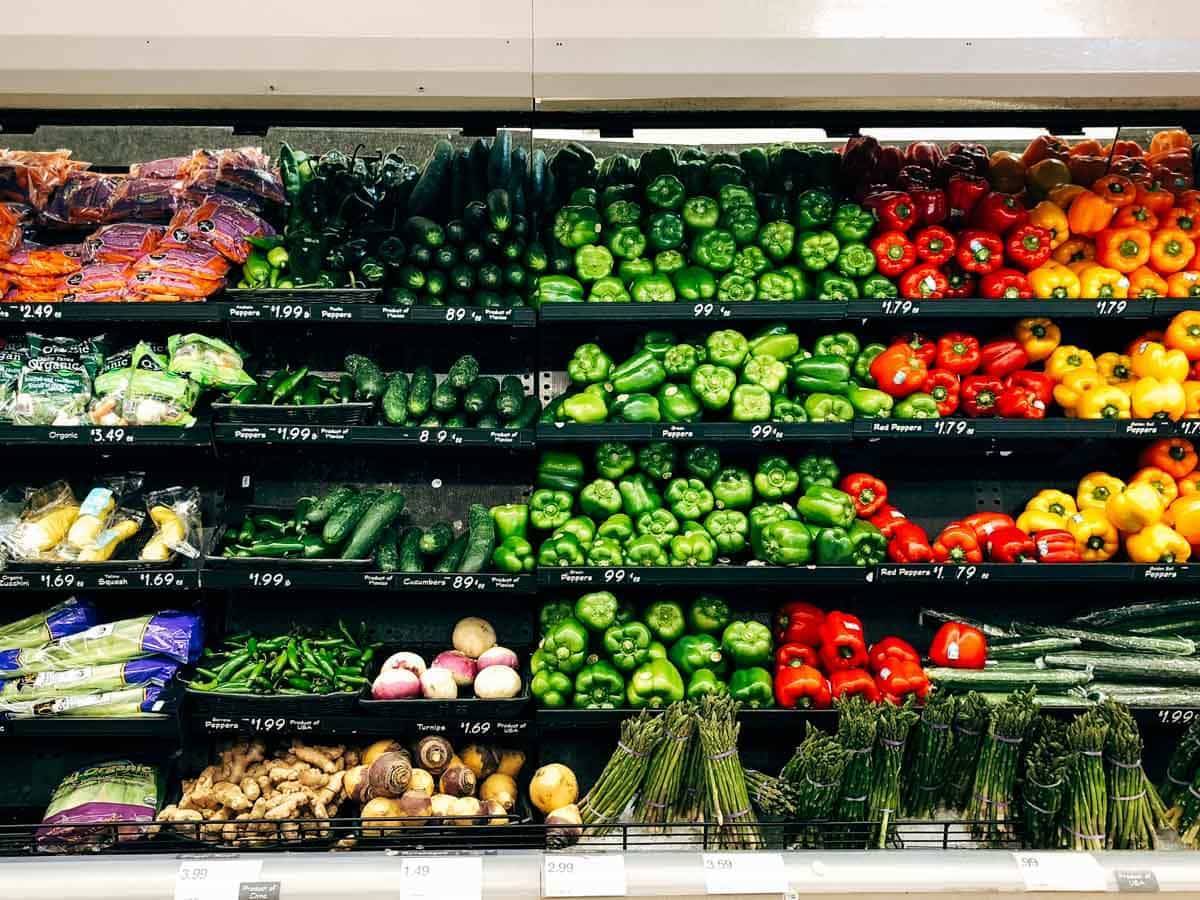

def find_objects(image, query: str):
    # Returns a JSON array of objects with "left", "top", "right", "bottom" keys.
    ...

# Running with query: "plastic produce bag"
[
  {"left": 0, "top": 597, "right": 97, "bottom": 652},
  {"left": 140, "top": 486, "right": 202, "bottom": 561},
  {"left": 91, "top": 342, "right": 197, "bottom": 426},
  {"left": 82, "top": 223, "right": 164, "bottom": 265},
  {"left": 162, "top": 196, "right": 275, "bottom": 264},
  {"left": 130, "top": 244, "right": 230, "bottom": 280},
  {"left": 107, "top": 177, "right": 182, "bottom": 223},
  {"left": 13, "top": 334, "right": 105, "bottom": 425},
  {"left": 42, "top": 172, "right": 123, "bottom": 225},
  {"left": 61, "top": 474, "right": 143, "bottom": 554},
  {"left": 0, "top": 337, "right": 30, "bottom": 421},
  {"left": 0, "top": 202, "right": 32, "bottom": 257},
  {"left": 0, "top": 657, "right": 177, "bottom": 701},
  {"left": 2, "top": 683, "right": 165, "bottom": 719},
  {"left": 0, "top": 611, "right": 204, "bottom": 677},
  {"left": 0, "top": 149, "right": 89, "bottom": 209},
  {"left": 130, "top": 157, "right": 189, "bottom": 180},
  {"left": 167, "top": 333, "right": 253, "bottom": 389},
  {"left": 126, "top": 268, "right": 223, "bottom": 299},
  {"left": 37, "top": 760, "right": 161, "bottom": 852},
  {"left": 4, "top": 480, "right": 79, "bottom": 559}
]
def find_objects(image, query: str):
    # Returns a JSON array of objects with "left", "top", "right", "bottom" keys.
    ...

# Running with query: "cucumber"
[
  {"left": 398, "top": 527, "right": 424, "bottom": 572},
  {"left": 1071, "top": 597, "right": 1200, "bottom": 629},
  {"left": 975, "top": 693, "right": 1091, "bottom": 709},
  {"left": 447, "top": 354, "right": 481, "bottom": 389},
  {"left": 504, "top": 395, "right": 540, "bottom": 428},
  {"left": 478, "top": 263, "right": 503, "bottom": 290},
  {"left": 407, "top": 366, "right": 434, "bottom": 418},
  {"left": 342, "top": 491, "right": 407, "bottom": 560},
  {"left": 353, "top": 358, "right": 387, "bottom": 401},
  {"left": 305, "top": 486, "right": 355, "bottom": 525},
  {"left": 450, "top": 148, "right": 470, "bottom": 219},
  {"left": 445, "top": 220, "right": 468, "bottom": 245},
  {"left": 508, "top": 146, "right": 528, "bottom": 216},
  {"left": 408, "top": 243, "right": 433, "bottom": 267},
  {"left": 488, "top": 130, "right": 512, "bottom": 189},
  {"left": 987, "top": 637, "right": 1082, "bottom": 660},
  {"left": 1044, "top": 652, "right": 1200, "bottom": 685},
  {"left": 1130, "top": 619, "right": 1200, "bottom": 637},
  {"left": 925, "top": 665, "right": 1091, "bottom": 694},
  {"left": 419, "top": 415, "right": 442, "bottom": 427},
  {"left": 408, "top": 139, "right": 453, "bottom": 217},
  {"left": 458, "top": 503, "right": 496, "bottom": 574},
  {"left": 464, "top": 200, "right": 489, "bottom": 236},
  {"left": 1018, "top": 623, "right": 1196, "bottom": 656},
  {"left": 431, "top": 379, "right": 460, "bottom": 414},
  {"left": 463, "top": 376, "right": 499, "bottom": 414},
  {"left": 918, "top": 608, "right": 1015, "bottom": 639},
  {"left": 450, "top": 265, "right": 475, "bottom": 293},
  {"left": 420, "top": 522, "right": 454, "bottom": 556},
  {"left": 475, "top": 413, "right": 500, "bottom": 429},
  {"left": 468, "top": 138, "right": 491, "bottom": 202},
  {"left": 376, "top": 528, "right": 400, "bottom": 572},
  {"left": 527, "top": 148, "right": 549, "bottom": 220},
  {"left": 343, "top": 354, "right": 371, "bottom": 377},
  {"left": 523, "top": 242, "right": 548, "bottom": 273},
  {"left": 323, "top": 489, "right": 381, "bottom": 546},
  {"left": 433, "top": 533, "right": 470, "bottom": 573},
  {"left": 444, "top": 413, "right": 468, "bottom": 428},
  {"left": 403, "top": 216, "right": 445, "bottom": 248},
  {"left": 381, "top": 372, "right": 411, "bottom": 425},
  {"left": 462, "top": 242, "right": 485, "bottom": 266},
  {"left": 487, "top": 188, "right": 511, "bottom": 232},
  {"left": 434, "top": 245, "right": 459, "bottom": 270},
  {"left": 425, "top": 270, "right": 447, "bottom": 297}
]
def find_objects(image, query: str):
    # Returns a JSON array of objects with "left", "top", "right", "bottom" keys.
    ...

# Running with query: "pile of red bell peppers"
[
  {"left": 873, "top": 504, "right": 1069, "bottom": 565},
  {"left": 772, "top": 602, "right": 929, "bottom": 708}
]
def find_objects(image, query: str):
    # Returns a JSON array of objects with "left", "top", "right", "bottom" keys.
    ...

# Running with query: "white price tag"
[
  {"left": 175, "top": 860, "right": 263, "bottom": 900},
  {"left": 703, "top": 852, "right": 787, "bottom": 895},
  {"left": 400, "top": 856, "right": 481, "bottom": 900},
  {"left": 1012, "top": 852, "right": 1107, "bottom": 892},
  {"left": 544, "top": 854, "right": 627, "bottom": 897}
]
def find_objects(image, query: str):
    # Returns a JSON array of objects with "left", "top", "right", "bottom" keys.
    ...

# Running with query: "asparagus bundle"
[
  {"left": 781, "top": 723, "right": 850, "bottom": 848},
  {"left": 944, "top": 692, "right": 991, "bottom": 813},
  {"left": 1022, "top": 718, "right": 1068, "bottom": 849},
  {"left": 1176, "top": 768, "right": 1200, "bottom": 847},
  {"left": 669, "top": 724, "right": 706, "bottom": 824},
  {"left": 698, "top": 695, "right": 763, "bottom": 850},
  {"left": 579, "top": 709, "right": 665, "bottom": 834},
  {"left": 1161, "top": 719, "right": 1200, "bottom": 808},
  {"left": 634, "top": 702, "right": 695, "bottom": 831},
  {"left": 833, "top": 695, "right": 879, "bottom": 823},
  {"left": 744, "top": 768, "right": 801, "bottom": 817},
  {"left": 1100, "top": 702, "right": 1164, "bottom": 850},
  {"left": 867, "top": 697, "right": 920, "bottom": 846},
  {"left": 1063, "top": 710, "right": 1109, "bottom": 851},
  {"left": 966, "top": 689, "right": 1036, "bottom": 844},
  {"left": 903, "top": 693, "right": 957, "bottom": 819}
]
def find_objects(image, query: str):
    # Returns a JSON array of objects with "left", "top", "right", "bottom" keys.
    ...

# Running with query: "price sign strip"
[
  {"left": 702, "top": 852, "right": 788, "bottom": 895},
  {"left": 1011, "top": 852, "right": 1109, "bottom": 893},
  {"left": 399, "top": 855, "right": 482, "bottom": 900},
  {"left": 543, "top": 854, "right": 627, "bottom": 898},
  {"left": 175, "top": 859, "right": 264, "bottom": 900}
]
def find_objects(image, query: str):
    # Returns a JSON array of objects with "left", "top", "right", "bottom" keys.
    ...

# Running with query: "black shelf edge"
[
  {"left": 213, "top": 424, "right": 534, "bottom": 448},
  {"left": 536, "top": 422, "right": 852, "bottom": 444},
  {"left": 191, "top": 711, "right": 531, "bottom": 739},
  {"left": 536, "top": 708, "right": 832, "bottom": 729},
  {"left": 221, "top": 298, "right": 533, "bottom": 326},
  {"left": 846, "top": 299, "right": 1155, "bottom": 320},
  {"left": 536, "top": 565, "right": 872, "bottom": 588},
  {"left": 0, "top": 302, "right": 221, "bottom": 323},
  {"left": 199, "top": 566, "right": 535, "bottom": 593},
  {"left": 853, "top": 418, "right": 1177, "bottom": 440},
  {"left": 872, "top": 562, "right": 1200, "bottom": 584},
  {"left": 538, "top": 302, "right": 847, "bottom": 322},
  {"left": 0, "top": 715, "right": 178, "bottom": 739},
  {"left": 0, "top": 425, "right": 213, "bottom": 447},
  {"left": 0, "top": 566, "right": 198, "bottom": 592}
]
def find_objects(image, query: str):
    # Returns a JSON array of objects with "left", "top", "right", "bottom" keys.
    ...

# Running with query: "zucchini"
[
  {"left": 918, "top": 608, "right": 1016, "bottom": 639},
  {"left": 376, "top": 528, "right": 400, "bottom": 572},
  {"left": 409, "top": 139, "right": 453, "bottom": 216},
  {"left": 462, "top": 242, "right": 485, "bottom": 266},
  {"left": 322, "top": 489, "right": 379, "bottom": 546},
  {"left": 504, "top": 395, "right": 540, "bottom": 428},
  {"left": 407, "top": 366, "right": 435, "bottom": 418},
  {"left": 508, "top": 146, "right": 528, "bottom": 216},
  {"left": 925, "top": 665, "right": 1091, "bottom": 694},
  {"left": 458, "top": 503, "right": 496, "bottom": 574},
  {"left": 1071, "top": 597, "right": 1200, "bottom": 629},
  {"left": 527, "top": 148, "right": 549, "bottom": 220},
  {"left": 447, "top": 354, "right": 481, "bottom": 389},
  {"left": 1044, "top": 652, "right": 1200, "bottom": 685},
  {"left": 478, "top": 263, "right": 503, "bottom": 290},
  {"left": 450, "top": 148, "right": 470, "bottom": 219},
  {"left": 433, "top": 533, "right": 470, "bottom": 573},
  {"left": 305, "top": 486, "right": 355, "bottom": 525},
  {"left": 464, "top": 200, "right": 489, "bottom": 236},
  {"left": 434, "top": 245, "right": 459, "bottom": 270},
  {"left": 496, "top": 376, "right": 524, "bottom": 418},
  {"left": 431, "top": 379, "right": 460, "bottom": 414},
  {"left": 1018, "top": 623, "right": 1197, "bottom": 656},
  {"left": 488, "top": 130, "right": 512, "bottom": 190},
  {"left": 403, "top": 216, "right": 445, "bottom": 248},
  {"left": 342, "top": 491, "right": 407, "bottom": 560},
  {"left": 398, "top": 527, "right": 424, "bottom": 573},
  {"left": 463, "top": 376, "right": 499, "bottom": 414},
  {"left": 353, "top": 358, "right": 387, "bottom": 401},
  {"left": 425, "top": 270, "right": 447, "bottom": 297},
  {"left": 468, "top": 138, "right": 491, "bottom": 203},
  {"left": 445, "top": 220, "right": 468, "bottom": 245},
  {"left": 381, "top": 372, "right": 411, "bottom": 425},
  {"left": 420, "top": 522, "right": 454, "bottom": 556},
  {"left": 987, "top": 637, "right": 1082, "bottom": 660}
]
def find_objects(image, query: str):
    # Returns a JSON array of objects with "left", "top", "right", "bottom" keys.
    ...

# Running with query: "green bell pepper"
[
  {"left": 717, "top": 272, "right": 757, "bottom": 302},
  {"left": 541, "top": 618, "right": 590, "bottom": 673},
  {"left": 836, "top": 242, "right": 876, "bottom": 279},
  {"left": 791, "top": 355, "right": 851, "bottom": 394},
  {"left": 631, "top": 273, "right": 677, "bottom": 303},
  {"left": 713, "top": 467, "right": 755, "bottom": 510},
  {"left": 682, "top": 195, "right": 720, "bottom": 231},
  {"left": 573, "top": 661, "right": 626, "bottom": 709},
  {"left": 831, "top": 202, "right": 875, "bottom": 243},
  {"left": 797, "top": 230, "right": 840, "bottom": 271},
  {"left": 554, "top": 205, "right": 602, "bottom": 248},
  {"left": 530, "top": 489, "right": 574, "bottom": 531},
  {"left": 688, "top": 594, "right": 732, "bottom": 635},
  {"left": 646, "top": 174, "right": 686, "bottom": 210},
  {"left": 691, "top": 364, "right": 738, "bottom": 410},
  {"left": 721, "top": 620, "right": 773, "bottom": 667},
  {"left": 816, "top": 270, "right": 860, "bottom": 300},
  {"left": 610, "top": 350, "right": 667, "bottom": 393},
  {"left": 673, "top": 266, "right": 717, "bottom": 301},
  {"left": 722, "top": 206, "right": 761, "bottom": 244},
  {"left": 749, "top": 326, "right": 801, "bottom": 361},
  {"left": 595, "top": 442, "right": 636, "bottom": 480},
  {"left": 778, "top": 265, "right": 811, "bottom": 300},
  {"left": 612, "top": 392, "right": 661, "bottom": 423},
  {"left": 490, "top": 503, "right": 529, "bottom": 541},
  {"left": 718, "top": 184, "right": 755, "bottom": 211},
  {"left": 669, "top": 634, "right": 726, "bottom": 677},
  {"left": 684, "top": 446, "right": 721, "bottom": 482},
  {"left": 849, "top": 519, "right": 888, "bottom": 565},
  {"left": 637, "top": 508, "right": 680, "bottom": 546},
  {"left": 758, "top": 221, "right": 796, "bottom": 261},
  {"left": 645, "top": 600, "right": 687, "bottom": 643},
  {"left": 597, "top": 513, "right": 634, "bottom": 543},
  {"left": 853, "top": 343, "right": 886, "bottom": 386},
  {"left": 553, "top": 516, "right": 596, "bottom": 548},
  {"left": 814, "top": 526, "right": 855, "bottom": 565},
  {"left": 754, "top": 456, "right": 801, "bottom": 500},
  {"left": 603, "top": 621, "right": 654, "bottom": 672},
  {"left": 561, "top": 384, "right": 610, "bottom": 424},
  {"left": 619, "top": 474, "right": 663, "bottom": 518},
  {"left": 687, "top": 668, "right": 729, "bottom": 699},
  {"left": 643, "top": 329, "right": 680, "bottom": 356},
  {"left": 733, "top": 246, "right": 770, "bottom": 278},
  {"left": 654, "top": 250, "right": 686, "bottom": 275},
  {"left": 536, "top": 274, "right": 585, "bottom": 305},
  {"left": 731, "top": 384, "right": 772, "bottom": 422},
  {"left": 670, "top": 530, "right": 717, "bottom": 567},
  {"left": 568, "top": 343, "right": 614, "bottom": 384},
  {"left": 576, "top": 244, "right": 615, "bottom": 281},
  {"left": 648, "top": 212, "right": 684, "bottom": 251},
  {"left": 691, "top": 229, "right": 737, "bottom": 271},
  {"left": 589, "top": 276, "right": 632, "bottom": 302},
  {"left": 607, "top": 226, "right": 647, "bottom": 260},
  {"left": 619, "top": 258, "right": 654, "bottom": 284},
  {"left": 894, "top": 392, "right": 941, "bottom": 419},
  {"left": 586, "top": 534, "right": 624, "bottom": 564},
  {"left": 638, "top": 442, "right": 677, "bottom": 481},
  {"left": 659, "top": 383, "right": 702, "bottom": 422},
  {"left": 772, "top": 397, "right": 808, "bottom": 422},
  {"left": 574, "top": 591, "right": 619, "bottom": 633},
  {"left": 813, "top": 333, "right": 861, "bottom": 360},
  {"left": 742, "top": 355, "right": 788, "bottom": 393},
  {"left": 754, "top": 519, "right": 813, "bottom": 565},
  {"left": 757, "top": 271, "right": 795, "bottom": 301},
  {"left": 795, "top": 188, "right": 835, "bottom": 229},
  {"left": 796, "top": 485, "right": 856, "bottom": 528},
  {"left": 666, "top": 478, "right": 716, "bottom": 521},
  {"left": 625, "top": 532, "right": 669, "bottom": 566},
  {"left": 729, "top": 667, "right": 775, "bottom": 708},
  {"left": 492, "top": 535, "right": 535, "bottom": 573},
  {"left": 848, "top": 384, "right": 894, "bottom": 418},
  {"left": 571, "top": 187, "right": 599, "bottom": 206},
  {"left": 531, "top": 669, "right": 573, "bottom": 707},
  {"left": 798, "top": 454, "right": 840, "bottom": 491},
  {"left": 803, "top": 392, "right": 854, "bottom": 422},
  {"left": 538, "top": 532, "right": 586, "bottom": 567},
  {"left": 748, "top": 502, "right": 798, "bottom": 544},
  {"left": 539, "top": 602, "right": 574, "bottom": 636},
  {"left": 647, "top": 640, "right": 668, "bottom": 661},
  {"left": 704, "top": 509, "right": 749, "bottom": 554},
  {"left": 627, "top": 659, "right": 686, "bottom": 708},
  {"left": 861, "top": 274, "right": 899, "bottom": 299},
  {"left": 604, "top": 199, "right": 641, "bottom": 227}
]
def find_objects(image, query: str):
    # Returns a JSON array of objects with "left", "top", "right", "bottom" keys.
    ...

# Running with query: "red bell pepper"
[
  {"left": 1005, "top": 370, "right": 1054, "bottom": 406},
  {"left": 868, "top": 636, "right": 921, "bottom": 673},
  {"left": 979, "top": 339, "right": 1029, "bottom": 378},
  {"left": 996, "top": 384, "right": 1046, "bottom": 419},
  {"left": 980, "top": 268, "right": 1033, "bottom": 299},
  {"left": 840, "top": 136, "right": 882, "bottom": 187},
  {"left": 897, "top": 165, "right": 935, "bottom": 193},
  {"left": 888, "top": 522, "right": 934, "bottom": 563},
  {"left": 1033, "top": 529, "right": 1083, "bottom": 563},
  {"left": 875, "top": 659, "right": 930, "bottom": 704},
  {"left": 960, "top": 512, "right": 1016, "bottom": 539},
  {"left": 775, "top": 642, "right": 820, "bottom": 670},
  {"left": 928, "top": 621, "right": 988, "bottom": 669},
  {"left": 943, "top": 263, "right": 977, "bottom": 298},
  {"left": 774, "top": 664, "right": 832, "bottom": 709},
  {"left": 1005, "top": 224, "right": 1053, "bottom": 270},
  {"left": 913, "top": 226, "right": 955, "bottom": 265},
  {"left": 956, "top": 229, "right": 1005, "bottom": 274},
  {"left": 986, "top": 525, "right": 1037, "bottom": 563},
  {"left": 899, "top": 264, "right": 949, "bottom": 299},
  {"left": 922, "top": 369, "right": 961, "bottom": 416},
  {"left": 935, "top": 332, "right": 981, "bottom": 375},
  {"left": 839, "top": 472, "right": 889, "bottom": 517},
  {"left": 905, "top": 141, "right": 944, "bottom": 171},
  {"left": 893, "top": 331, "right": 936, "bottom": 367},
  {"left": 867, "top": 192, "right": 918, "bottom": 232},
  {"left": 946, "top": 173, "right": 990, "bottom": 219},
  {"left": 912, "top": 188, "right": 949, "bottom": 226},
  {"left": 949, "top": 142, "right": 990, "bottom": 171},
  {"left": 932, "top": 522, "right": 984, "bottom": 565},
  {"left": 817, "top": 611, "right": 869, "bottom": 672},
  {"left": 869, "top": 504, "right": 908, "bottom": 539},
  {"left": 774, "top": 601, "right": 825, "bottom": 647},
  {"left": 961, "top": 374, "right": 1004, "bottom": 417},
  {"left": 871, "top": 231, "right": 917, "bottom": 277},
  {"left": 830, "top": 668, "right": 881, "bottom": 703},
  {"left": 971, "top": 191, "right": 1028, "bottom": 234},
  {"left": 875, "top": 146, "right": 904, "bottom": 187},
  {"left": 870, "top": 343, "right": 929, "bottom": 398}
]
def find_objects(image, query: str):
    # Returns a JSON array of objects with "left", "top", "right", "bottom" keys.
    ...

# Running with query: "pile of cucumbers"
[
  {"left": 375, "top": 503, "right": 498, "bottom": 575},
  {"left": 348, "top": 352, "right": 540, "bottom": 429}
]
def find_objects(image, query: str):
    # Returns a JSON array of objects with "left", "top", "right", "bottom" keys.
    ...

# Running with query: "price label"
[
  {"left": 880, "top": 299, "right": 920, "bottom": 316},
  {"left": 1180, "top": 421, "right": 1200, "bottom": 437},
  {"left": 692, "top": 302, "right": 732, "bottom": 319},
  {"left": 932, "top": 419, "right": 975, "bottom": 437},
  {"left": 702, "top": 852, "right": 787, "bottom": 895},
  {"left": 418, "top": 429, "right": 462, "bottom": 445},
  {"left": 602, "top": 568, "right": 642, "bottom": 585},
  {"left": 1115, "top": 870, "right": 1159, "bottom": 893},
  {"left": 268, "top": 426, "right": 319, "bottom": 442},
  {"left": 1157, "top": 708, "right": 1197, "bottom": 725},
  {"left": 444, "top": 307, "right": 473, "bottom": 322},
  {"left": 265, "top": 304, "right": 310, "bottom": 320},
  {"left": 933, "top": 564, "right": 985, "bottom": 583},
  {"left": 1011, "top": 852, "right": 1107, "bottom": 892},
  {"left": 247, "top": 572, "right": 291, "bottom": 589},
  {"left": 543, "top": 854, "right": 627, "bottom": 898},
  {"left": 451, "top": 575, "right": 486, "bottom": 590},
  {"left": 749, "top": 424, "right": 783, "bottom": 441},
  {"left": 460, "top": 721, "right": 492, "bottom": 737},
  {"left": 90, "top": 427, "right": 129, "bottom": 444},
  {"left": 39, "top": 572, "right": 79, "bottom": 589},
  {"left": 243, "top": 717, "right": 288, "bottom": 733},
  {"left": 1095, "top": 300, "right": 1129, "bottom": 317},
  {"left": 17, "top": 303, "right": 59, "bottom": 321},
  {"left": 139, "top": 571, "right": 179, "bottom": 588},
  {"left": 399, "top": 856, "right": 481, "bottom": 900},
  {"left": 175, "top": 860, "right": 263, "bottom": 900}
]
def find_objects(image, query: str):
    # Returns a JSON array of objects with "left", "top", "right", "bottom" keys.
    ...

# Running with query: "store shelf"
[
  {"left": 191, "top": 710, "right": 531, "bottom": 740},
  {"left": 537, "top": 707, "right": 832, "bottom": 730},
  {"left": 0, "top": 302, "right": 222, "bottom": 323},
  {"left": 213, "top": 424, "right": 534, "bottom": 448},
  {"left": 0, "top": 425, "right": 212, "bottom": 447},
  {"left": 0, "top": 565, "right": 198, "bottom": 592},
  {"left": 537, "top": 422, "right": 852, "bottom": 444},
  {"left": 873, "top": 562, "right": 1200, "bottom": 584},
  {"left": 200, "top": 565, "right": 535, "bottom": 593},
  {"left": 221, "top": 298, "right": 533, "bottom": 326},
  {"left": 536, "top": 565, "right": 872, "bottom": 588},
  {"left": 539, "top": 302, "right": 847, "bottom": 323},
  {"left": 854, "top": 418, "right": 1177, "bottom": 439},
  {"left": 0, "top": 716, "right": 177, "bottom": 740},
  {"left": 845, "top": 299, "right": 1155, "bottom": 320}
]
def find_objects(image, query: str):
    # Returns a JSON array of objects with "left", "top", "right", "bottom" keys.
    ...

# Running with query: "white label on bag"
[
  {"left": 175, "top": 860, "right": 263, "bottom": 900},
  {"left": 400, "top": 856, "right": 481, "bottom": 900},
  {"left": 1012, "top": 852, "right": 1107, "bottom": 892},
  {"left": 703, "top": 853, "right": 787, "bottom": 894},
  {"left": 544, "top": 854, "right": 627, "bottom": 897}
]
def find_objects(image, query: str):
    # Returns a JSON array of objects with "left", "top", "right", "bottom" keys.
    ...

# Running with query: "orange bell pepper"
[
  {"left": 1014, "top": 317, "right": 1061, "bottom": 363},
  {"left": 1028, "top": 261, "right": 1081, "bottom": 299},
  {"left": 1112, "top": 205, "right": 1159, "bottom": 232},
  {"left": 1068, "top": 191, "right": 1116, "bottom": 236},
  {"left": 1161, "top": 208, "right": 1199, "bottom": 238},
  {"left": 1185, "top": 381, "right": 1200, "bottom": 419},
  {"left": 1166, "top": 311, "right": 1200, "bottom": 361},
  {"left": 1105, "top": 139, "right": 1144, "bottom": 159},
  {"left": 1128, "top": 331, "right": 1166, "bottom": 357},
  {"left": 1028, "top": 201, "right": 1070, "bottom": 249},
  {"left": 1136, "top": 184, "right": 1176, "bottom": 217},
  {"left": 1049, "top": 184, "right": 1087, "bottom": 210},
  {"left": 1092, "top": 175, "right": 1138, "bottom": 208},
  {"left": 1075, "top": 263, "right": 1130, "bottom": 299},
  {"left": 1131, "top": 466, "right": 1180, "bottom": 508},
  {"left": 1052, "top": 237, "right": 1095, "bottom": 266},
  {"left": 1166, "top": 493, "right": 1200, "bottom": 547},
  {"left": 1070, "top": 139, "right": 1104, "bottom": 157},
  {"left": 1139, "top": 438, "right": 1199, "bottom": 478},
  {"left": 1131, "top": 377, "right": 1187, "bottom": 420},
  {"left": 1127, "top": 266, "right": 1169, "bottom": 299},
  {"left": 1131, "top": 341, "right": 1190, "bottom": 382},
  {"left": 1150, "top": 129, "right": 1193, "bottom": 155},
  {"left": 1166, "top": 271, "right": 1200, "bottom": 299},
  {"left": 1179, "top": 472, "right": 1200, "bottom": 497},
  {"left": 1096, "top": 227, "right": 1152, "bottom": 273},
  {"left": 1149, "top": 228, "right": 1197, "bottom": 274}
]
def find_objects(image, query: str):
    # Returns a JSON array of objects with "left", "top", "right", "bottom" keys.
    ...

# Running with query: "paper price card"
[
  {"left": 400, "top": 855, "right": 481, "bottom": 900},
  {"left": 1011, "top": 852, "right": 1107, "bottom": 892},
  {"left": 703, "top": 852, "right": 787, "bottom": 895},
  {"left": 175, "top": 860, "right": 263, "bottom": 900},
  {"left": 543, "top": 854, "right": 627, "bottom": 897}
]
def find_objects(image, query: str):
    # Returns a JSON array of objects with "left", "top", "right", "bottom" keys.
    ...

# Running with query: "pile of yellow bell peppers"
[
  {"left": 1022, "top": 311, "right": 1200, "bottom": 419},
  {"left": 1020, "top": 438, "right": 1200, "bottom": 563}
]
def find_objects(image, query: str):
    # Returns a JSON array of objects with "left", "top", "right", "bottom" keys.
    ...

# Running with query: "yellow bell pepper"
[
  {"left": 1052, "top": 367, "right": 1102, "bottom": 415},
  {"left": 1105, "top": 480, "right": 1165, "bottom": 533},
  {"left": 1025, "top": 489, "right": 1078, "bottom": 518},
  {"left": 1184, "top": 381, "right": 1200, "bottom": 419},
  {"left": 1014, "top": 317, "right": 1062, "bottom": 363},
  {"left": 1095, "top": 352, "right": 1136, "bottom": 389},
  {"left": 1125, "top": 522, "right": 1192, "bottom": 563},
  {"left": 1046, "top": 345, "right": 1097, "bottom": 382},
  {"left": 1075, "top": 384, "right": 1132, "bottom": 419},
  {"left": 1075, "top": 262, "right": 1130, "bottom": 299},
  {"left": 1130, "top": 377, "right": 1187, "bottom": 420},
  {"left": 1130, "top": 340, "right": 1190, "bottom": 382},
  {"left": 1131, "top": 466, "right": 1180, "bottom": 507},
  {"left": 1029, "top": 261, "right": 1081, "bottom": 299},
  {"left": 1077, "top": 472, "right": 1126, "bottom": 511},
  {"left": 1066, "top": 508, "right": 1119, "bottom": 561},
  {"left": 1166, "top": 493, "right": 1200, "bottom": 546},
  {"left": 1028, "top": 200, "right": 1070, "bottom": 249},
  {"left": 1052, "top": 237, "right": 1095, "bottom": 266},
  {"left": 1017, "top": 509, "right": 1068, "bottom": 533}
]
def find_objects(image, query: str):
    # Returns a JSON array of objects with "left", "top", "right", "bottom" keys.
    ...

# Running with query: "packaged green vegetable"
[{"left": 167, "top": 333, "right": 254, "bottom": 390}]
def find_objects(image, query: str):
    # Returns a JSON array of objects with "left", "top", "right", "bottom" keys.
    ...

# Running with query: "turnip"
[
  {"left": 475, "top": 645, "right": 518, "bottom": 671},
  {"left": 452, "top": 616, "right": 496, "bottom": 658},
  {"left": 371, "top": 667, "right": 421, "bottom": 700},
  {"left": 419, "top": 667, "right": 458, "bottom": 699},
  {"left": 379, "top": 651, "right": 426, "bottom": 678},
  {"left": 473, "top": 665, "right": 521, "bottom": 699},
  {"left": 529, "top": 763, "right": 578, "bottom": 814},
  {"left": 432, "top": 650, "right": 476, "bottom": 686}
]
